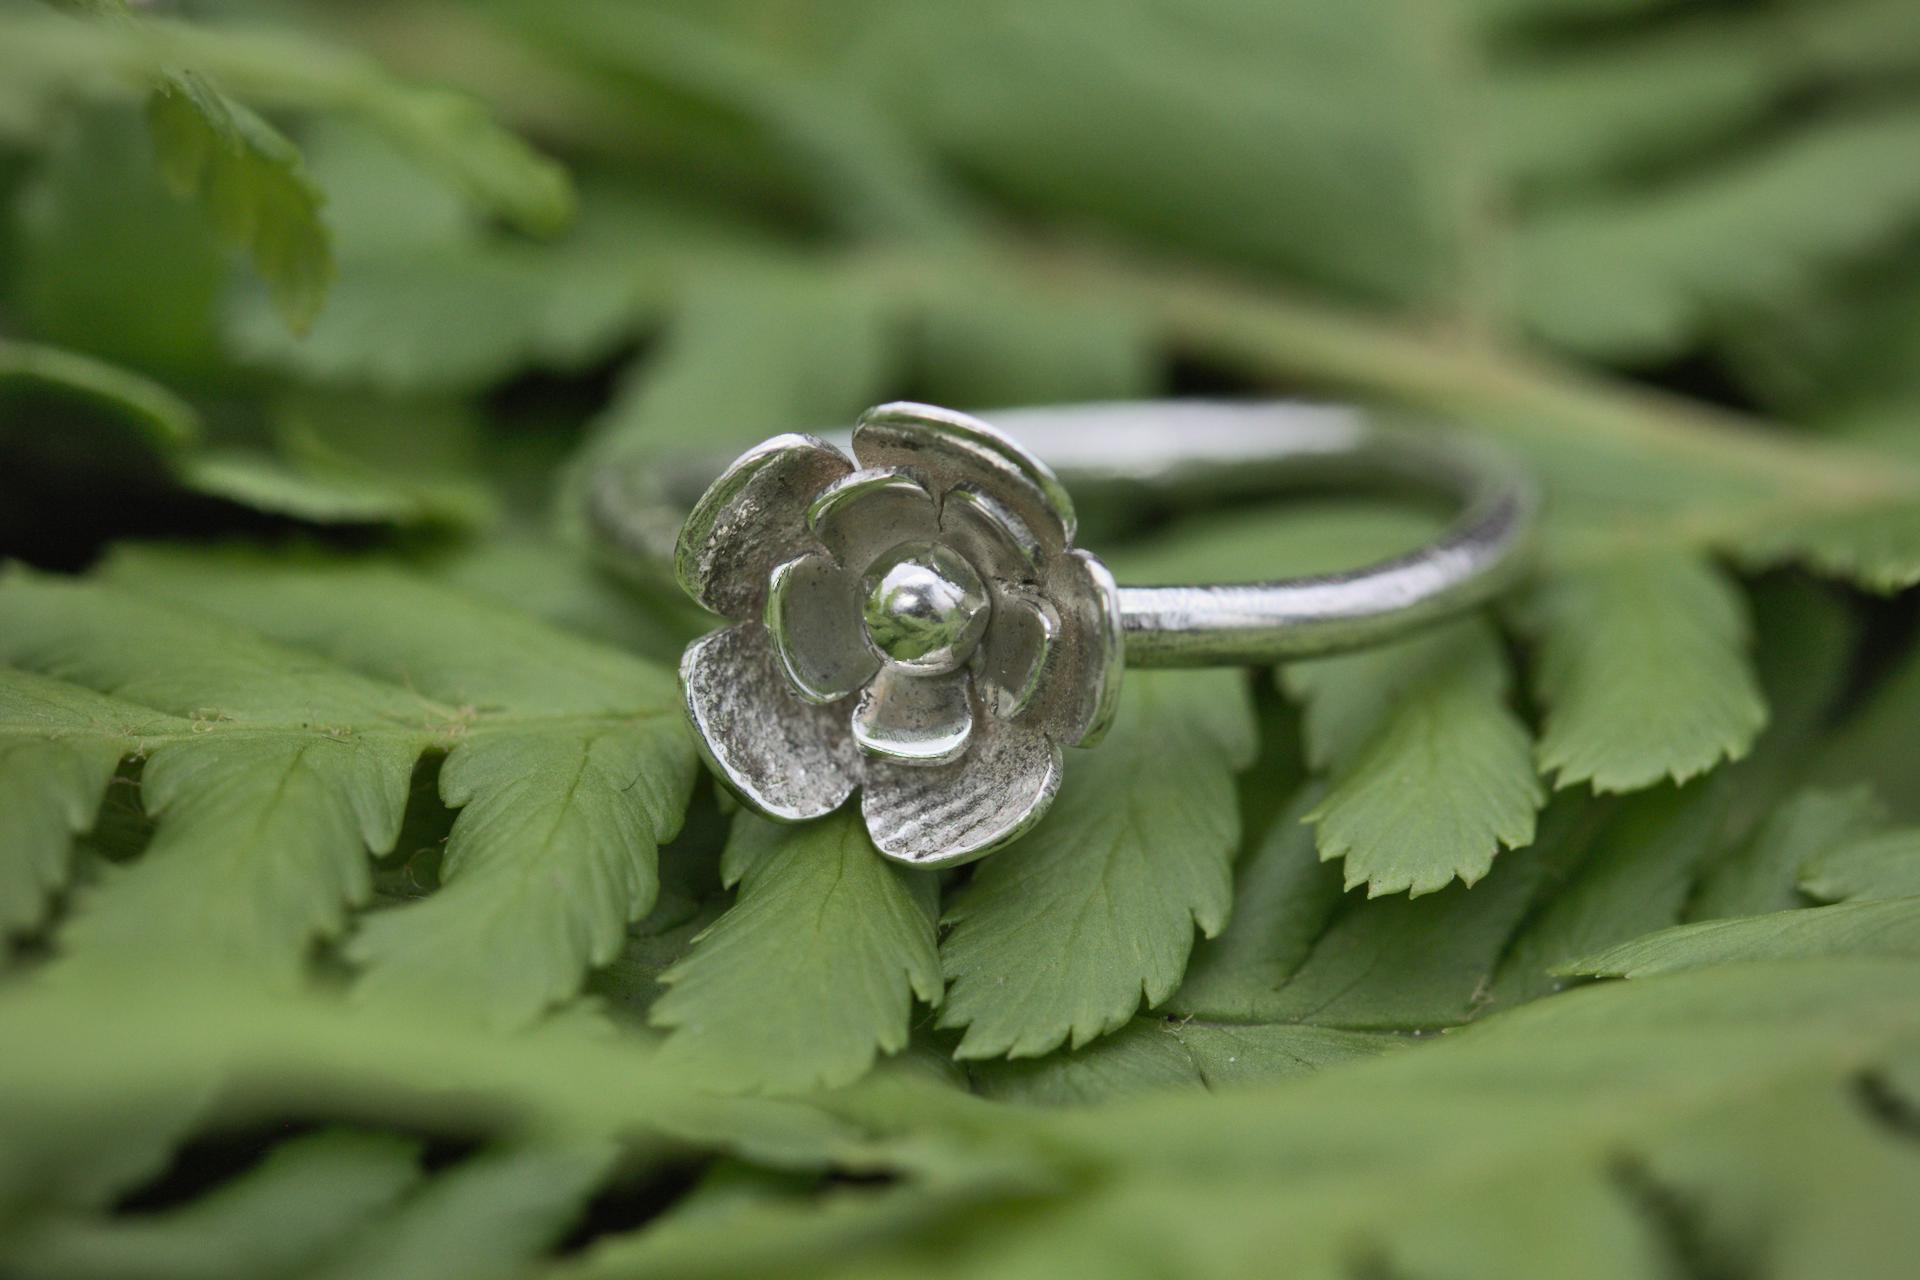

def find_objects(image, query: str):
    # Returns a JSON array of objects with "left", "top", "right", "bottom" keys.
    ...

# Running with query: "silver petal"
[
  {"left": 1038, "top": 549, "right": 1126, "bottom": 747},
  {"left": 852, "top": 402, "right": 1074, "bottom": 552},
  {"left": 681, "top": 623, "right": 861, "bottom": 821},
  {"left": 862, "top": 715, "right": 1063, "bottom": 868},
  {"left": 851, "top": 667, "right": 974, "bottom": 765},
  {"left": 675, "top": 433, "right": 853, "bottom": 620},
  {"left": 766, "top": 552, "right": 881, "bottom": 704},
  {"left": 975, "top": 584, "right": 1057, "bottom": 720},
  {"left": 941, "top": 482, "right": 1042, "bottom": 584},
  {"left": 806, "top": 467, "right": 940, "bottom": 575}
]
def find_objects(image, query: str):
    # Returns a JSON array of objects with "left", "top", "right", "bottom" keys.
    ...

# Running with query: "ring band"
[
  {"left": 588, "top": 401, "right": 1536, "bottom": 866},
  {"left": 931, "top": 402, "right": 1536, "bottom": 667}
]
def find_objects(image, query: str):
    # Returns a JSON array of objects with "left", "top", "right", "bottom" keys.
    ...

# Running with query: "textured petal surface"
[
  {"left": 941, "top": 483, "right": 1043, "bottom": 584},
  {"left": 976, "top": 584, "right": 1057, "bottom": 720},
  {"left": 806, "top": 468, "right": 939, "bottom": 576},
  {"left": 681, "top": 623, "right": 860, "bottom": 821},
  {"left": 766, "top": 552, "right": 879, "bottom": 703},
  {"left": 851, "top": 668, "right": 974, "bottom": 765},
  {"left": 1036, "top": 549, "right": 1126, "bottom": 746},
  {"left": 852, "top": 402, "right": 1074, "bottom": 552},
  {"left": 862, "top": 716, "right": 1063, "bottom": 868},
  {"left": 674, "top": 434, "right": 852, "bottom": 620}
]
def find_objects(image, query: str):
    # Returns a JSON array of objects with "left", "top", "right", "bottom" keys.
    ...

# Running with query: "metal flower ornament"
[{"left": 676, "top": 402, "right": 1123, "bottom": 868}]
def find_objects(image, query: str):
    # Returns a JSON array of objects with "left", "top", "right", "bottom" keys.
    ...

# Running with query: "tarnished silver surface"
[
  {"left": 596, "top": 400, "right": 1536, "bottom": 867},
  {"left": 679, "top": 623, "right": 861, "bottom": 822},
  {"left": 661, "top": 402, "right": 1122, "bottom": 866},
  {"left": 672, "top": 434, "right": 852, "bottom": 620},
  {"left": 862, "top": 716, "right": 1062, "bottom": 866}
]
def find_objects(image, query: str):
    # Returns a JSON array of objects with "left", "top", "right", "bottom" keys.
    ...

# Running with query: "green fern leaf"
[
  {"left": 1518, "top": 551, "right": 1767, "bottom": 792},
  {"left": 1173, "top": 788, "right": 1594, "bottom": 1031},
  {"left": 0, "top": 6, "right": 572, "bottom": 328},
  {"left": 492, "top": 0, "right": 966, "bottom": 242},
  {"left": 1815, "top": 638, "right": 1920, "bottom": 821},
  {"left": 0, "top": 965, "right": 843, "bottom": 1227},
  {"left": 3, "top": 1132, "right": 420, "bottom": 1280},
  {"left": 356, "top": 84, "right": 574, "bottom": 239},
  {"left": 911, "top": 279, "right": 1155, "bottom": 406},
  {"left": 587, "top": 270, "right": 894, "bottom": 457},
  {"left": 1167, "top": 787, "right": 1349, "bottom": 1020},
  {"left": 0, "top": 578, "right": 425, "bottom": 981},
  {"left": 1121, "top": 508, "right": 1538, "bottom": 900},
  {"left": 973, "top": 1017, "right": 1401, "bottom": 1106},
  {"left": 1, "top": 341, "right": 482, "bottom": 530},
  {"left": 969, "top": 1018, "right": 1207, "bottom": 1104},
  {"left": 91, "top": 551, "right": 698, "bottom": 1025},
  {"left": 1493, "top": 12, "right": 1793, "bottom": 191},
  {"left": 549, "top": 959, "right": 1920, "bottom": 1280},
  {"left": 937, "top": 672, "right": 1256, "bottom": 1058},
  {"left": 179, "top": 452, "right": 487, "bottom": 529},
  {"left": 1739, "top": 497, "right": 1920, "bottom": 594},
  {"left": 1487, "top": 582, "right": 1858, "bottom": 1008},
  {"left": 352, "top": 727, "right": 692, "bottom": 1027},
  {"left": 5, "top": 951, "right": 1920, "bottom": 1278},
  {"left": 1118, "top": 506, "right": 1538, "bottom": 899},
  {"left": 225, "top": 235, "right": 645, "bottom": 395},
  {"left": 1514, "top": 109, "right": 1920, "bottom": 359},
  {"left": 1802, "top": 829, "right": 1920, "bottom": 903},
  {"left": 146, "top": 70, "right": 333, "bottom": 333},
  {"left": 1689, "top": 785, "right": 1888, "bottom": 919},
  {"left": 7, "top": 112, "right": 229, "bottom": 374},
  {"left": 89, "top": 733, "right": 419, "bottom": 979},
  {"left": 1563, "top": 896, "right": 1920, "bottom": 978},
  {"left": 29, "top": 1, "right": 334, "bottom": 334},
  {"left": 10, "top": 4, "right": 1920, "bottom": 1269},
  {"left": 0, "top": 561, "right": 695, "bottom": 1017},
  {"left": 1489, "top": 782, "right": 1731, "bottom": 1009},
  {"left": 649, "top": 811, "right": 942, "bottom": 1093},
  {"left": 304, "top": 1142, "right": 615, "bottom": 1280},
  {"left": 1179, "top": 586, "right": 1864, "bottom": 1031},
  {"left": 0, "top": 672, "right": 137, "bottom": 940},
  {"left": 0, "top": 338, "right": 198, "bottom": 447},
  {"left": 1283, "top": 618, "right": 1541, "bottom": 894},
  {"left": 1491, "top": 0, "right": 1920, "bottom": 194}
]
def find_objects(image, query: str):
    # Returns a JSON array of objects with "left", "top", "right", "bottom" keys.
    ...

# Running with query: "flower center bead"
[{"left": 861, "top": 542, "right": 991, "bottom": 674}]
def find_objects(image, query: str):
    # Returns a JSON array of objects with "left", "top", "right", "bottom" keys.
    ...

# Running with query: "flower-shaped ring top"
[{"left": 677, "top": 402, "right": 1123, "bottom": 868}]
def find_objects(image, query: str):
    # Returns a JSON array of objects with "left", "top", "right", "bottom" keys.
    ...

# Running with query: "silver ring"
[{"left": 589, "top": 400, "right": 1536, "bottom": 868}]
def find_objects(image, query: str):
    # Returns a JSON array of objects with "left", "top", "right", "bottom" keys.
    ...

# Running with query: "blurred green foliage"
[{"left": 5, "top": 0, "right": 1920, "bottom": 1276}]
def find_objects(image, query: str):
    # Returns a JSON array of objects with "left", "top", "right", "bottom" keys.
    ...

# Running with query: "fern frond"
[
  {"left": 1, "top": 341, "right": 484, "bottom": 529},
  {"left": 0, "top": 563, "right": 694, "bottom": 1020},
  {"left": 1690, "top": 786, "right": 1888, "bottom": 919},
  {"left": 1564, "top": 896, "right": 1920, "bottom": 978},
  {"left": 1285, "top": 618, "right": 1541, "bottom": 895},
  {"left": 651, "top": 812, "right": 942, "bottom": 1093},
  {"left": 937, "top": 672, "right": 1256, "bottom": 1058},
  {"left": 146, "top": 70, "right": 332, "bottom": 333},
  {"left": 3, "top": 1132, "right": 420, "bottom": 1280},
  {"left": 1802, "top": 828, "right": 1920, "bottom": 903},
  {"left": 973, "top": 1017, "right": 1400, "bottom": 1106},
  {"left": 1518, "top": 552, "right": 1767, "bottom": 792},
  {"left": 304, "top": 1142, "right": 615, "bottom": 1280},
  {"left": 0, "top": 4, "right": 571, "bottom": 331}
]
